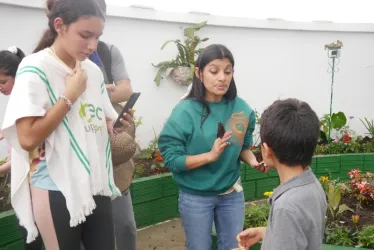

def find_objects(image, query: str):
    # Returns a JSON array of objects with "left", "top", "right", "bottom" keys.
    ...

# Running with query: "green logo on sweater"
[{"left": 79, "top": 102, "right": 104, "bottom": 134}]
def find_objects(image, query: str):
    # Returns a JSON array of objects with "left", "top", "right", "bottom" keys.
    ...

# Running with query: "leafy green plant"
[
  {"left": 314, "top": 140, "right": 374, "bottom": 155},
  {"left": 357, "top": 226, "right": 374, "bottom": 248},
  {"left": 132, "top": 110, "right": 143, "bottom": 128},
  {"left": 319, "top": 112, "right": 347, "bottom": 141},
  {"left": 244, "top": 203, "right": 270, "bottom": 229},
  {"left": 134, "top": 164, "right": 145, "bottom": 179},
  {"left": 326, "top": 182, "right": 354, "bottom": 220},
  {"left": 325, "top": 224, "right": 354, "bottom": 246},
  {"left": 138, "top": 128, "right": 159, "bottom": 159},
  {"left": 153, "top": 21, "right": 208, "bottom": 86},
  {"left": 360, "top": 117, "right": 374, "bottom": 138},
  {"left": 252, "top": 110, "right": 262, "bottom": 146}
]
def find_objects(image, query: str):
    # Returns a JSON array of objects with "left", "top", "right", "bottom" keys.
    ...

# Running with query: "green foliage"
[
  {"left": 357, "top": 226, "right": 374, "bottom": 248},
  {"left": 325, "top": 224, "right": 354, "bottom": 247},
  {"left": 315, "top": 141, "right": 374, "bottom": 155},
  {"left": 326, "top": 182, "right": 354, "bottom": 220},
  {"left": 134, "top": 164, "right": 145, "bottom": 179},
  {"left": 153, "top": 21, "right": 208, "bottom": 86},
  {"left": 244, "top": 203, "right": 270, "bottom": 229},
  {"left": 138, "top": 129, "right": 159, "bottom": 159},
  {"left": 319, "top": 112, "right": 347, "bottom": 141},
  {"left": 331, "top": 112, "right": 347, "bottom": 129},
  {"left": 360, "top": 117, "right": 374, "bottom": 138}
]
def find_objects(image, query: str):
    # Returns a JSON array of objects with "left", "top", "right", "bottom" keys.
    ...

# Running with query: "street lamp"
[{"left": 324, "top": 40, "right": 343, "bottom": 140}]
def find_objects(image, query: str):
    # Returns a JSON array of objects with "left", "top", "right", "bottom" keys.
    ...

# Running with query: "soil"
[
  {"left": 134, "top": 157, "right": 169, "bottom": 178},
  {"left": 336, "top": 195, "right": 374, "bottom": 230}
]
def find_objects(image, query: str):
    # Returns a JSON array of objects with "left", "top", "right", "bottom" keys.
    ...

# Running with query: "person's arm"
[
  {"left": 235, "top": 227, "right": 266, "bottom": 249},
  {"left": 16, "top": 100, "right": 70, "bottom": 151},
  {"left": 158, "top": 118, "right": 197, "bottom": 172},
  {"left": 16, "top": 64, "right": 87, "bottom": 152},
  {"left": 264, "top": 209, "right": 308, "bottom": 250},
  {"left": 108, "top": 45, "right": 133, "bottom": 103},
  {"left": 108, "top": 79, "right": 132, "bottom": 103},
  {"left": 158, "top": 114, "right": 231, "bottom": 172},
  {"left": 239, "top": 109, "right": 259, "bottom": 166},
  {"left": 0, "top": 161, "right": 11, "bottom": 174}
]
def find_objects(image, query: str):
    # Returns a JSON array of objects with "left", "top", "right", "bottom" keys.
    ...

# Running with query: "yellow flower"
[
  {"left": 352, "top": 215, "right": 360, "bottom": 224},
  {"left": 264, "top": 191, "right": 273, "bottom": 197},
  {"left": 319, "top": 176, "right": 329, "bottom": 183}
]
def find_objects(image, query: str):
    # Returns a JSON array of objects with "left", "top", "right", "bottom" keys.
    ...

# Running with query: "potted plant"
[{"left": 152, "top": 21, "right": 209, "bottom": 86}]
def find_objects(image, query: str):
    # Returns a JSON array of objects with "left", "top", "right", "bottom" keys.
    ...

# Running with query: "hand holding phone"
[
  {"left": 113, "top": 92, "right": 141, "bottom": 129},
  {"left": 217, "top": 122, "right": 225, "bottom": 138}
]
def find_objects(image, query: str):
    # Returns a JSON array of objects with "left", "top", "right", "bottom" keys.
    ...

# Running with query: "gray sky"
[{"left": 106, "top": 0, "right": 374, "bottom": 23}]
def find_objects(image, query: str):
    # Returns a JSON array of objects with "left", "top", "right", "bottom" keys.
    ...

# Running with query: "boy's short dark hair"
[
  {"left": 95, "top": 0, "right": 106, "bottom": 14},
  {"left": 260, "top": 98, "right": 319, "bottom": 167}
]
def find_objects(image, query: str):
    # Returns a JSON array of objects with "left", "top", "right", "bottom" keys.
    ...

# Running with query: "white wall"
[{"left": 0, "top": 1, "right": 373, "bottom": 154}]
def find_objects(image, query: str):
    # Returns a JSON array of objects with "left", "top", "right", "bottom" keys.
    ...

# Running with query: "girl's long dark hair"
[
  {"left": 0, "top": 47, "right": 26, "bottom": 77},
  {"left": 184, "top": 44, "right": 237, "bottom": 126}
]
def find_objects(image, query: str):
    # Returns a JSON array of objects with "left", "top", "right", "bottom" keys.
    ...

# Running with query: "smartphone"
[{"left": 113, "top": 92, "right": 141, "bottom": 128}]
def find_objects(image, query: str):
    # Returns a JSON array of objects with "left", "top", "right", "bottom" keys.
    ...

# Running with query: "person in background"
[
  {"left": 158, "top": 44, "right": 266, "bottom": 250},
  {"left": 92, "top": 0, "right": 133, "bottom": 104},
  {"left": 0, "top": 46, "right": 44, "bottom": 250},
  {"left": 234, "top": 99, "right": 327, "bottom": 250},
  {"left": 1, "top": 0, "right": 132, "bottom": 249},
  {"left": 88, "top": 1, "right": 137, "bottom": 250}
]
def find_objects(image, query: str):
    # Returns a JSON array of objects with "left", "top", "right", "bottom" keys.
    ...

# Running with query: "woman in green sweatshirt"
[{"left": 158, "top": 44, "right": 264, "bottom": 250}]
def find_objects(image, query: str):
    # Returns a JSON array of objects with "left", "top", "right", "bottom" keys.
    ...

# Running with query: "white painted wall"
[{"left": 0, "top": 1, "right": 373, "bottom": 156}]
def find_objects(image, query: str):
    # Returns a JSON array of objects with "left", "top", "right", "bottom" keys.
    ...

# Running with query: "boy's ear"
[{"left": 262, "top": 143, "right": 276, "bottom": 168}]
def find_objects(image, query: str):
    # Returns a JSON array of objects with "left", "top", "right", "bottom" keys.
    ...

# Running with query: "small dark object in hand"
[{"left": 217, "top": 122, "right": 225, "bottom": 138}]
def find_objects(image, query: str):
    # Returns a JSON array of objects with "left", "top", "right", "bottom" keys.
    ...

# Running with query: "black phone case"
[
  {"left": 217, "top": 122, "right": 225, "bottom": 138},
  {"left": 113, "top": 92, "right": 140, "bottom": 128}
]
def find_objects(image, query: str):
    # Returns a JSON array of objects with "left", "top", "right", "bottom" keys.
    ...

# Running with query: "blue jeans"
[{"left": 178, "top": 189, "right": 245, "bottom": 250}]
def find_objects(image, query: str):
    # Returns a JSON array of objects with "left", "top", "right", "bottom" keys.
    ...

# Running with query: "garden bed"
[
  {"left": 0, "top": 173, "right": 11, "bottom": 213},
  {"left": 211, "top": 168, "right": 374, "bottom": 249},
  {"left": 0, "top": 153, "right": 373, "bottom": 249}
]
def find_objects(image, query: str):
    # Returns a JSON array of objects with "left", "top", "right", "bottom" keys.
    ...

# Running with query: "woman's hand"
[
  {"left": 250, "top": 159, "right": 269, "bottom": 173},
  {"left": 109, "top": 109, "right": 134, "bottom": 135},
  {"left": 207, "top": 131, "right": 231, "bottom": 162},
  {"left": 64, "top": 62, "right": 87, "bottom": 103}
]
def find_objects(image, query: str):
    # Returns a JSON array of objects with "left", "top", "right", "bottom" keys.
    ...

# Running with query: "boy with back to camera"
[{"left": 234, "top": 98, "right": 327, "bottom": 250}]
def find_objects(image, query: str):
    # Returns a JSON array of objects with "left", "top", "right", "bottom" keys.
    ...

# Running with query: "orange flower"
[
  {"left": 155, "top": 151, "right": 164, "bottom": 162},
  {"left": 352, "top": 215, "right": 360, "bottom": 224},
  {"left": 342, "top": 133, "right": 351, "bottom": 143}
]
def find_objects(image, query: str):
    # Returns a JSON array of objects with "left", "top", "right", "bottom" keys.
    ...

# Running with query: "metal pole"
[{"left": 328, "top": 57, "right": 335, "bottom": 140}]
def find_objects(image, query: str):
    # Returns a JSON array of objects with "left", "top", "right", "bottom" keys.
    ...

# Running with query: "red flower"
[
  {"left": 154, "top": 151, "right": 164, "bottom": 162},
  {"left": 342, "top": 133, "right": 351, "bottom": 143}
]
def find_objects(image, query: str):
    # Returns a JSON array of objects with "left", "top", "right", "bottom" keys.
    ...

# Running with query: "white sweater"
[{"left": 1, "top": 48, "right": 121, "bottom": 243}]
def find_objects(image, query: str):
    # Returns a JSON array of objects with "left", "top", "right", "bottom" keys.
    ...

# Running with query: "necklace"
[
  {"left": 47, "top": 46, "right": 87, "bottom": 101},
  {"left": 48, "top": 46, "right": 76, "bottom": 73}
]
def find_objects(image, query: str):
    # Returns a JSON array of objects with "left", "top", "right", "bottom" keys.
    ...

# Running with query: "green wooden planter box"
[
  {"left": 130, "top": 173, "right": 179, "bottom": 228},
  {"left": 1, "top": 153, "right": 373, "bottom": 249},
  {"left": 0, "top": 211, "right": 26, "bottom": 250}
]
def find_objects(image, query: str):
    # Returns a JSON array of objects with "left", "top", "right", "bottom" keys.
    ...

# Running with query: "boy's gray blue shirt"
[{"left": 261, "top": 168, "right": 327, "bottom": 250}]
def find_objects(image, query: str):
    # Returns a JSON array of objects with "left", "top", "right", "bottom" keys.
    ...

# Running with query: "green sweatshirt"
[{"left": 158, "top": 97, "right": 256, "bottom": 196}]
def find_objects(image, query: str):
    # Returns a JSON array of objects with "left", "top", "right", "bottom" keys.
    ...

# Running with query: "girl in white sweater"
[{"left": 1, "top": 0, "right": 131, "bottom": 249}]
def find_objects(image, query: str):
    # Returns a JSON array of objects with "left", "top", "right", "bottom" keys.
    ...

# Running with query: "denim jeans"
[{"left": 178, "top": 189, "right": 245, "bottom": 250}]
